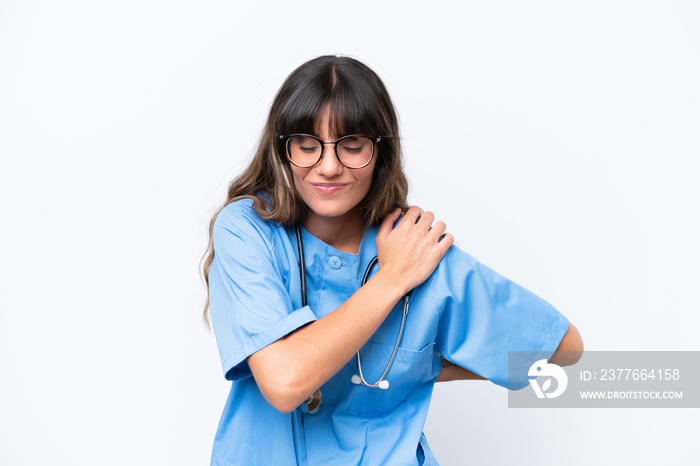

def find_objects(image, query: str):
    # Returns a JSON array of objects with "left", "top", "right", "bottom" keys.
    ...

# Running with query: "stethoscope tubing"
[
  {"left": 295, "top": 224, "right": 411, "bottom": 413},
  {"left": 353, "top": 292, "right": 410, "bottom": 389},
  {"left": 296, "top": 224, "right": 308, "bottom": 307}
]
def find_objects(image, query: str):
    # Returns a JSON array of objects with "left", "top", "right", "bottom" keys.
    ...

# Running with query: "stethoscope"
[{"left": 296, "top": 225, "right": 411, "bottom": 414}]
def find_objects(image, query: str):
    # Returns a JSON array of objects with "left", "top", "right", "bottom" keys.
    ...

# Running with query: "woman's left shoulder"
[{"left": 430, "top": 243, "right": 481, "bottom": 278}]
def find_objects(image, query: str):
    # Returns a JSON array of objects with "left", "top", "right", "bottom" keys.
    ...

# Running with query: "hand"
[{"left": 375, "top": 206, "right": 454, "bottom": 295}]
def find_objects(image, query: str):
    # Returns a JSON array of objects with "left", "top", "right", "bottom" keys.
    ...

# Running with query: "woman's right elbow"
[
  {"left": 257, "top": 377, "right": 306, "bottom": 413},
  {"left": 247, "top": 346, "right": 310, "bottom": 412}
]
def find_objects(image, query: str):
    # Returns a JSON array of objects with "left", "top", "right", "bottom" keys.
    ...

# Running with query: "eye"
[
  {"left": 341, "top": 144, "right": 364, "bottom": 153},
  {"left": 290, "top": 136, "right": 321, "bottom": 153},
  {"left": 338, "top": 136, "right": 371, "bottom": 155}
]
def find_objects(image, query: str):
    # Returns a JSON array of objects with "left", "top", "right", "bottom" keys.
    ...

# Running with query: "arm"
[
  {"left": 549, "top": 322, "right": 583, "bottom": 366},
  {"left": 437, "top": 357, "right": 486, "bottom": 382},
  {"left": 248, "top": 207, "right": 454, "bottom": 412},
  {"left": 436, "top": 323, "right": 583, "bottom": 382}
]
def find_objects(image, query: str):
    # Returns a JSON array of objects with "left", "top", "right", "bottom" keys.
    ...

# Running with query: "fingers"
[
  {"left": 381, "top": 206, "right": 451, "bottom": 247},
  {"left": 396, "top": 207, "right": 447, "bottom": 235},
  {"left": 437, "top": 232, "right": 454, "bottom": 252},
  {"left": 377, "top": 208, "right": 402, "bottom": 239},
  {"left": 417, "top": 211, "right": 435, "bottom": 229},
  {"left": 428, "top": 220, "right": 447, "bottom": 241},
  {"left": 402, "top": 206, "right": 423, "bottom": 225},
  {"left": 419, "top": 212, "right": 453, "bottom": 252},
  {"left": 375, "top": 205, "right": 453, "bottom": 293},
  {"left": 402, "top": 206, "right": 438, "bottom": 233}
]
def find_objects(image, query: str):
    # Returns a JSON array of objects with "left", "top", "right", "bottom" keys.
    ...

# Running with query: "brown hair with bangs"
[{"left": 201, "top": 55, "right": 409, "bottom": 323}]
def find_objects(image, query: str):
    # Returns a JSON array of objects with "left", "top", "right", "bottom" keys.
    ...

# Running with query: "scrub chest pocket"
[{"left": 348, "top": 341, "right": 439, "bottom": 417}]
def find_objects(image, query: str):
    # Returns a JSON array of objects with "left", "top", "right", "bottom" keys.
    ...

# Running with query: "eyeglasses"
[{"left": 280, "top": 134, "right": 381, "bottom": 169}]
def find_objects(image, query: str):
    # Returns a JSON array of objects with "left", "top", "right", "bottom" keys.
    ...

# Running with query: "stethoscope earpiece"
[{"left": 351, "top": 375, "right": 390, "bottom": 390}]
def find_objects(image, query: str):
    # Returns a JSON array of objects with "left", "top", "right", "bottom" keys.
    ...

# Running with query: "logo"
[{"left": 528, "top": 359, "right": 568, "bottom": 399}]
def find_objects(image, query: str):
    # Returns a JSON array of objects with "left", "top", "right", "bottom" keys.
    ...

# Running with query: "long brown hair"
[{"left": 201, "top": 55, "right": 409, "bottom": 324}]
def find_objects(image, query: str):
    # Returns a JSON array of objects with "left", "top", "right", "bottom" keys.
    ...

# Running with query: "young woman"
[{"left": 202, "top": 55, "right": 583, "bottom": 465}]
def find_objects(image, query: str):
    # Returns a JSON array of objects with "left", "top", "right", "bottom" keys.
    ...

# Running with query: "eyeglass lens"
[{"left": 286, "top": 135, "right": 373, "bottom": 168}]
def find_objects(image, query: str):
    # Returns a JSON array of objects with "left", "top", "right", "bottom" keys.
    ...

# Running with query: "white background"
[{"left": 1, "top": 1, "right": 699, "bottom": 465}]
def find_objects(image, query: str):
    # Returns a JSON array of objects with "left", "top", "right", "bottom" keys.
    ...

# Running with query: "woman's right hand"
[{"left": 375, "top": 206, "right": 454, "bottom": 295}]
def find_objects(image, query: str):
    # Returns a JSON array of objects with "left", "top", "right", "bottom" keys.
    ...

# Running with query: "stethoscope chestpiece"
[{"left": 302, "top": 389, "right": 322, "bottom": 414}]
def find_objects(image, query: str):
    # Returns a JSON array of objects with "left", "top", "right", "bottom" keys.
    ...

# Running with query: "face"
[{"left": 289, "top": 105, "right": 377, "bottom": 228}]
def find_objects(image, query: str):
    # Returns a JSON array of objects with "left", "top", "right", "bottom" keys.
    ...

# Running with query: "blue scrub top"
[{"left": 208, "top": 198, "right": 569, "bottom": 466}]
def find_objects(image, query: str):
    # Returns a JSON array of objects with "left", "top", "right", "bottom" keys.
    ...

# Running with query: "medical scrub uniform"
[{"left": 208, "top": 198, "right": 569, "bottom": 465}]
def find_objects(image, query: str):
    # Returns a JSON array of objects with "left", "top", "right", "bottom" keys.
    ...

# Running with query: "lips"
[{"left": 309, "top": 182, "right": 349, "bottom": 194}]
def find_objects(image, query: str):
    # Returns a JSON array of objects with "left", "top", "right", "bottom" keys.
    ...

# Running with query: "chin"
[
  {"left": 313, "top": 206, "right": 353, "bottom": 219},
  {"left": 304, "top": 200, "right": 361, "bottom": 221}
]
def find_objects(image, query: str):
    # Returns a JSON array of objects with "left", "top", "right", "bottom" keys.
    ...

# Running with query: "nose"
[{"left": 315, "top": 143, "right": 344, "bottom": 177}]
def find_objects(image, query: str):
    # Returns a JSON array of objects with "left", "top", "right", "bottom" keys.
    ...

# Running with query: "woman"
[{"left": 202, "top": 55, "right": 583, "bottom": 465}]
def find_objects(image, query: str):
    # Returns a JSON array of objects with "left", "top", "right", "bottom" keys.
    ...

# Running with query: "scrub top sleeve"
[
  {"left": 209, "top": 202, "right": 316, "bottom": 381},
  {"left": 432, "top": 246, "right": 569, "bottom": 389}
]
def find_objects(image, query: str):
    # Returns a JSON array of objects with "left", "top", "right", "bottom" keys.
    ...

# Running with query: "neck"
[{"left": 302, "top": 209, "right": 366, "bottom": 254}]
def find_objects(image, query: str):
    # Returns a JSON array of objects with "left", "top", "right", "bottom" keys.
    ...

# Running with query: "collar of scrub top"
[{"left": 295, "top": 225, "right": 412, "bottom": 414}]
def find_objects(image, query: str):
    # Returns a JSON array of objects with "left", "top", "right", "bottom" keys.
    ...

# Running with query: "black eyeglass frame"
[{"left": 279, "top": 134, "right": 381, "bottom": 169}]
